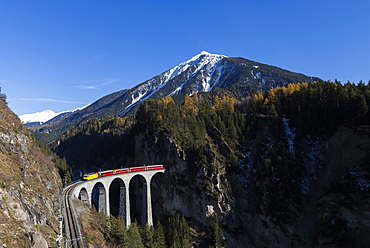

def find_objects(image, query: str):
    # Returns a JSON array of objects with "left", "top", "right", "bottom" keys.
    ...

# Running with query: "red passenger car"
[
  {"left": 129, "top": 166, "right": 146, "bottom": 172},
  {"left": 113, "top": 168, "right": 129, "bottom": 174},
  {"left": 147, "top": 165, "right": 164, "bottom": 170},
  {"left": 98, "top": 171, "right": 113, "bottom": 177}
]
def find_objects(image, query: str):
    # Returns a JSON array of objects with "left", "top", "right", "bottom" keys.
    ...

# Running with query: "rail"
[{"left": 61, "top": 182, "right": 85, "bottom": 248}]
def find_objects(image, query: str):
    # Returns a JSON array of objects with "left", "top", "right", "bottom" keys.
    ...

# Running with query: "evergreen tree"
[
  {"left": 208, "top": 221, "right": 224, "bottom": 248},
  {"left": 167, "top": 215, "right": 191, "bottom": 248},
  {"left": 213, "top": 222, "right": 224, "bottom": 248},
  {"left": 63, "top": 170, "right": 72, "bottom": 187},
  {"left": 170, "top": 230, "right": 181, "bottom": 248},
  {"left": 141, "top": 223, "right": 154, "bottom": 248},
  {"left": 268, "top": 103, "right": 278, "bottom": 117},
  {"left": 111, "top": 216, "right": 129, "bottom": 247},
  {"left": 0, "top": 87, "right": 6, "bottom": 104},
  {"left": 153, "top": 220, "right": 167, "bottom": 248},
  {"left": 128, "top": 222, "right": 145, "bottom": 248},
  {"left": 355, "top": 94, "right": 368, "bottom": 123}
]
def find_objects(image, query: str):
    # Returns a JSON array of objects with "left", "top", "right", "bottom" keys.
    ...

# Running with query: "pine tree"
[
  {"left": 167, "top": 215, "right": 191, "bottom": 248},
  {"left": 355, "top": 94, "right": 368, "bottom": 123},
  {"left": 111, "top": 216, "right": 129, "bottom": 247},
  {"left": 179, "top": 215, "right": 191, "bottom": 248},
  {"left": 209, "top": 221, "right": 224, "bottom": 248},
  {"left": 141, "top": 223, "right": 154, "bottom": 248},
  {"left": 0, "top": 87, "right": 6, "bottom": 104},
  {"left": 153, "top": 220, "right": 167, "bottom": 248},
  {"left": 268, "top": 104, "right": 278, "bottom": 117},
  {"left": 170, "top": 229, "right": 181, "bottom": 248},
  {"left": 128, "top": 222, "right": 145, "bottom": 248},
  {"left": 63, "top": 170, "right": 72, "bottom": 187}
]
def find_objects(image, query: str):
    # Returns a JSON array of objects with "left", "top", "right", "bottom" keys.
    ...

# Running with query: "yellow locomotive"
[{"left": 82, "top": 173, "right": 98, "bottom": 180}]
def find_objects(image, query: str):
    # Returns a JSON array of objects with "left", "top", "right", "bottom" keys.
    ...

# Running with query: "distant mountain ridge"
[
  {"left": 20, "top": 110, "right": 59, "bottom": 126},
  {"left": 31, "top": 51, "right": 320, "bottom": 143},
  {"left": 20, "top": 106, "right": 89, "bottom": 127}
]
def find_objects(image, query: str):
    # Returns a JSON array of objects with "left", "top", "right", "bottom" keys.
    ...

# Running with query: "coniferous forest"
[
  {"left": 56, "top": 80, "right": 370, "bottom": 175},
  {"left": 52, "top": 80, "right": 370, "bottom": 247},
  {"left": 2, "top": 2, "right": 369, "bottom": 246}
]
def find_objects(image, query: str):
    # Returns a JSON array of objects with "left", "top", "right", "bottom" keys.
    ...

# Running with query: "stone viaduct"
[{"left": 71, "top": 168, "right": 165, "bottom": 226}]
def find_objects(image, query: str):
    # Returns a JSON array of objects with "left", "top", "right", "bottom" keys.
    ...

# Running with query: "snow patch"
[
  {"left": 238, "top": 143, "right": 253, "bottom": 190},
  {"left": 350, "top": 166, "right": 370, "bottom": 191},
  {"left": 282, "top": 118, "right": 295, "bottom": 155},
  {"left": 204, "top": 62, "right": 224, "bottom": 91},
  {"left": 169, "top": 82, "right": 186, "bottom": 96},
  {"left": 121, "top": 51, "right": 227, "bottom": 114},
  {"left": 161, "top": 51, "right": 225, "bottom": 85},
  {"left": 74, "top": 104, "right": 90, "bottom": 112},
  {"left": 251, "top": 70, "right": 256, "bottom": 79},
  {"left": 19, "top": 105, "right": 87, "bottom": 124},
  {"left": 300, "top": 137, "right": 325, "bottom": 195},
  {"left": 20, "top": 110, "right": 58, "bottom": 124}
]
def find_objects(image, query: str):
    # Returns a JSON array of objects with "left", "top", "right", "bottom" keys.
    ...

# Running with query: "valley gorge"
[
  {"left": 128, "top": 119, "right": 370, "bottom": 247},
  {"left": 1, "top": 52, "right": 370, "bottom": 247},
  {"left": 53, "top": 81, "right": 370, "bottom": 247}
]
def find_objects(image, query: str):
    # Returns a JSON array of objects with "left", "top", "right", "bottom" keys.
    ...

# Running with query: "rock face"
[
  {"left": 132, "top": 125, "right": 370, "bottom": 247},
  {"left": 133, "top": 131, "right": 232, "bottom": 246},
  {"left": 232, "top": 125, "right": 370, "bottom": 248},
  {"left": 0, "top": 98, "right": 62, "bottom": 247},
  {"left": 134, "top": 132, "right": 204, "bottom": 218},
  {"left": 305, "top": 127, "right": 370, "bottom": 247}
]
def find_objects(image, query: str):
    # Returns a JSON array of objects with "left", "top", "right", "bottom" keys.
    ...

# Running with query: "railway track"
[{"left": 62, "top": 182, "right": 85, "bottom": 248}]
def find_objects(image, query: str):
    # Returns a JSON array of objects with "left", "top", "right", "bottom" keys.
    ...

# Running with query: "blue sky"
[{"left": 1, "top": 0, "right": 369, "bottom": 115}]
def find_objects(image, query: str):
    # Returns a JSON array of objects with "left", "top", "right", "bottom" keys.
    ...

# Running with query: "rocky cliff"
[
  {"left": 133, "top": 131, "right": 233, "bottom": 247},
  {"left": 0, "top": 96, "right": 62, "bottom": 247},
  {"left": 299, "top": 127, "right": 370, "bottom": 247},
  {"left": 132, "top": 123, "right": 370, "bottom": 247},
  {"left": 51, "top": 88, "right": 370, "bottom": 247}
]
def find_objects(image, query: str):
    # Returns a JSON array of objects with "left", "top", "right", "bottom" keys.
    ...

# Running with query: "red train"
[{"left": 83, "top": 164, "right": 164, "bottom": 180}]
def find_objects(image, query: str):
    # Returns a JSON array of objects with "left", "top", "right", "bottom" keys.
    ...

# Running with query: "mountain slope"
[
  {"left": 20, "top": 110, "right": 59, "bottom": 126},
  {"left": 0, "top": 93, "right": 62, "bottom": 247},
  {"left": 53, "top": 82, "right": 370, "bottom": 247},
  {"left": 33, "top": 51, "right": 320, "bottom": 143}
]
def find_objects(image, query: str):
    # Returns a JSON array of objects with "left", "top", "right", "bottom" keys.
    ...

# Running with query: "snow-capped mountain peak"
[
  {"left": 19, "top": 105, "right": 90, "bottom": 126},
  {"left": 187, "top": 51, "right": 226, "bottom": 62},
  {"left": 121, "top": 51, "right": 228, "bottom": 113},
  {"left": 162, "top": 51, "right": 225, "bottom": 87},
  {"left": 19, "top": 110, "right": 59, "bottom": 124},
  {"left": 29, "top": 52, "right": 319, "bottom": 141}
]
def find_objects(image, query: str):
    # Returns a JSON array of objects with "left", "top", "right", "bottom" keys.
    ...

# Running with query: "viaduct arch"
[{"left": 71, "top": 168, "right": 165, "bottom": 226}]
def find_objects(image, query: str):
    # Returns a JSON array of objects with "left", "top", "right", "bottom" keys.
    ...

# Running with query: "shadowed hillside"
[
  {"left": 0, "top": 90, "right": 63, "bottom": 247},
  {"left": 53, "top": 81, "right": 370, "bottom": 247}
]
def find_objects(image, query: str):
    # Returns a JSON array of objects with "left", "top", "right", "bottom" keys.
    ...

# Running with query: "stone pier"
[{"left": 72, "top": 169, "right": 164, "bottom": 227}]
